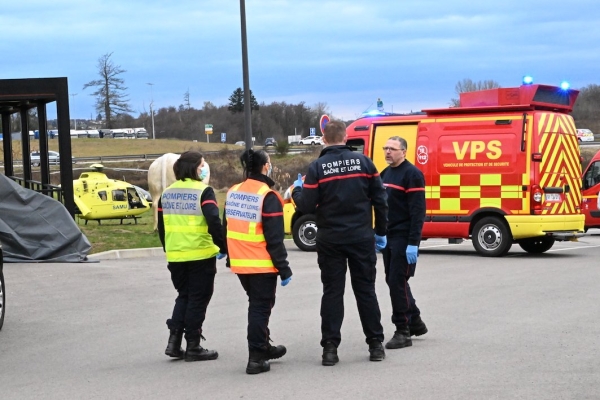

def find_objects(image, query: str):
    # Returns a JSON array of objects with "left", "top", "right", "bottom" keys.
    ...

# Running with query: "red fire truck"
[
  {"left": 285, "top": 82, "right": 585, "bottom": 256},
  {"left": 581, "top": 149, "right": 600, "bottom": 230}
]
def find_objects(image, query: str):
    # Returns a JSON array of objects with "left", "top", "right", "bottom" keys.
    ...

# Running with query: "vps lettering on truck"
[{"left": 282, "top": 82, "right": 585, "bottom": 256}]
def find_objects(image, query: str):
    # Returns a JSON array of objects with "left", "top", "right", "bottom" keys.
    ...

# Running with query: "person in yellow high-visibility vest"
[
  {"left": 223, "top": 149, "right": 293, "bottom": 375},
  {"left": 157, "top": 151, "right": 226, "bottom": 362}
]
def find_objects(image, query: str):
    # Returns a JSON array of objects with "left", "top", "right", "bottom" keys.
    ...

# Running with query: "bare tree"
[
  {"left": 572, "top": 84, "right": 600, "bottom": 133},
  {"left": 450, "top": 79, "right": 501, "bottom": 106},
  {"left": 83, "top": 52, "right": 133, "bottom": 128}
]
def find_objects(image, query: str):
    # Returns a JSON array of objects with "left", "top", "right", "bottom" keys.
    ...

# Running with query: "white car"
[
  {"left": 234, "top": 141, "right": 246, "bottom": 146},
  {"left": 299, "top": 136, "right": 323, "bottom": 145},
  {"left": 577, "top": 129, "right": 595, "bottom": 142},
  {"left": 31, "top": 151, "right": 60, "bottom": 166}
]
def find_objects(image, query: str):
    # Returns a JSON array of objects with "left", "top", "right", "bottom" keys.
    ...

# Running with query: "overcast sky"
[{"left": 2, "top": 0, "right": 599, "bottom": 121}]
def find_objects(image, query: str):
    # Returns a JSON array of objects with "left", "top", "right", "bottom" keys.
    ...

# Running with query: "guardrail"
[
  {"left": 2, "top": 146, "right": 317, "bottom": 166},
  {"left": 71, "top": 147, "right": 315, "bottom": 162}
]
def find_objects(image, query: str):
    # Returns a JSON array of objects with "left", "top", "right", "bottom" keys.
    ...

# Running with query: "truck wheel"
[
  {"left": 472, "top": 217, "right": 512, "bottom": 257},
  {"left": 292, "top": 214, "right": 317, "bottom": 252},
  {"left": 517, "top": 237, "right": 555, "bottom": 254}
]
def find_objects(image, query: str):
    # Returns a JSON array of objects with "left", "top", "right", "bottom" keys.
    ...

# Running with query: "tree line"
[{"left": 4, "top": 54, "right": 600, "bottom": 142}]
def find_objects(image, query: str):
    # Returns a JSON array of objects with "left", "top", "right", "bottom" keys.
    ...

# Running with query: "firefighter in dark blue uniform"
[
  {"left": 292, "top": 120, "right": 388, "bottom": 366},
  {"left": 380, "top": 136, "right": 428, "bottom": 350}
]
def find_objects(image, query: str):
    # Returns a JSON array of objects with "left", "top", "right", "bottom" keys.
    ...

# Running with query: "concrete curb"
[
  {"left": 87, "top": 239, "right": 296, "bottom": 261},
  {"left": 88, "top": 247, "right": 165, "bottom": 261}
]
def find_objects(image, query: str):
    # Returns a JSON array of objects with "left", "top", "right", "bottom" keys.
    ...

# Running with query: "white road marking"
[{"left": 546, "top": 244, "right": 600, "bottom": 252}]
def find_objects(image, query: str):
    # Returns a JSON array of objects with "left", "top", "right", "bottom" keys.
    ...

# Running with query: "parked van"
[
  {"left": 284, "top": 83, "right": 585, "bottom": 256},
  {"left": 576, "top": 129, "right": 595, "bottom": 142}
]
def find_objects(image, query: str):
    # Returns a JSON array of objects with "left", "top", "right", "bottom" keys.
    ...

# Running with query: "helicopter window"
[
  {"left": 127, "top": 188, "right": 143, "bottom": 208},
  {"left": 98, "top": 191, "right": 108, "bottom": 201},
  {"left": 112, "top": 189, "right": 127, "bottom": 202}
]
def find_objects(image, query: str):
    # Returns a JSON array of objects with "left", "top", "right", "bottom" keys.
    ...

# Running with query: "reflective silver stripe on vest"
[
  {"left": 161, "top": 188, "right": 204, "bottom": 216},
  {"left": 225, "top": 190, "right": 262, "bottom": 223}
]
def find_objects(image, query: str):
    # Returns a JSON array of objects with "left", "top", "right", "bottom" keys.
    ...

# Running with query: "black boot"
[
  {"left": 266, "top": 344, "right": 287, "bottom": 360},
  {"left": 385, "top": 326, "right": 412, "bottom": 349},
  {"left": 368, "top": 339, "right": 386, "bottom": 361},
  {"left": 165, "top": 328, "right": 184, "bottom": 359},
  {"left": 322, "top": 341, "right": 339, "bottom": 366},
  {"left": 184, "top": 331, "right": 218, "bottom": 362},
  {"left": 409, "top": 316, "right": 428, "bottom": 337},
  {"left": 246, "top": 350, "right": 270, "bottom": 374}
]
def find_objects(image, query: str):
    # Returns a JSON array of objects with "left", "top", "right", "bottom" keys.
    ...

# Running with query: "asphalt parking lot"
[{"left": 2, "top": 233, "right": 600, "bottom": 400}]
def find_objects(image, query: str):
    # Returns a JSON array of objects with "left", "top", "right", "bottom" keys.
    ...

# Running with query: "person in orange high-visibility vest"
[
  {"left": 157, "top": 151, "right": 226, "bottom": 362},
  {"left": 223, "top": 149, "right": 293, "bottom": 375}
]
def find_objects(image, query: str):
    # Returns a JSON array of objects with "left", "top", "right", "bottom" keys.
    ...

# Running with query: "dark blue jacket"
[{"left": 292, "top": 145, "right": 388, "bottom": 244}]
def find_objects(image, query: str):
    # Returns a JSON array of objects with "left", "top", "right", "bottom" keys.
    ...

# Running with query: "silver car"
[{"left": 30, "top": 150, "right": 60, "bottom": 166}]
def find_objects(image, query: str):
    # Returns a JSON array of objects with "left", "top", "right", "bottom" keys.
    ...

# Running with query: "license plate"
[{"left": 545, "top": 193, "right": 561, "bottom": 202}]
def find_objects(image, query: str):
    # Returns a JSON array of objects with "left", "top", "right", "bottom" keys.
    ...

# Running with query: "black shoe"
[
  {"left": 409, "top": 316, "right": 428, "bottom": 337},
  {"left": 246, "top": 350, "right": 270, "bottom": 374},
  {"left": 385, "top": 326, "right": 412, "bottom": 349},
  {"left": 266, "top": 344, "right": 287, "bottom": 360},
  {"left": 184, "top": 333, "right": 218, "bottom": 362},
  {"left": 368, "top": 339, "right": 385, "bottom": 361},
  {"left": 165, "top": 328, "right": 184, "bottom": 359},
  {"left": 322, "top": 342, "right": 339, "bottom": 366}
]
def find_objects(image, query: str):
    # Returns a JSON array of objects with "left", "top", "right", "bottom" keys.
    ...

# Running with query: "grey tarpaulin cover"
[{"left": 0, "top": 174, "right": 91, "bottom": 262}]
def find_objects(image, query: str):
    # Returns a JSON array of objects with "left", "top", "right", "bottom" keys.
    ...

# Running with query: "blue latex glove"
[
  {"left": 406, "top": 245, "right": 419, "bottom": 264},
  {"left": 216, "top": 252, "right": 227, "bottom": 260},
  {"left": 374, "top": 234, "right": 387, "bottom": 251},
  {"left": 281, "top": 276, "right": 292, "bottom": 287},
  {"left": 293, "top": 173, "right": 303, "bottom": 188}
]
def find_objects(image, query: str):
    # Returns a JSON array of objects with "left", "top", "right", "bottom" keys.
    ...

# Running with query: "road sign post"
[
  {"left": 221, "top": 132, "right": 226, "bottom": 143},
  {"left": 205, "top": 124, "right": 213, "bottom": 143}
]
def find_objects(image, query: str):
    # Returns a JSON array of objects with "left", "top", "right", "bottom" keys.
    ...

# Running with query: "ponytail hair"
[{"left": 240, "top": 149, "right": 269, "bottom": 178}]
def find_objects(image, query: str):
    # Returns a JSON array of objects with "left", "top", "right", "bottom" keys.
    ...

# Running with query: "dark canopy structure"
[
  {"left": 0, "top": 174, "right": 91, "bottom": 262},
  {"left": 0, "top": 77, "right": 75, "bottom": 217}
]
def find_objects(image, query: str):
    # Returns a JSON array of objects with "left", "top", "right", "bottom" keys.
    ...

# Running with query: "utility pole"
[{"left": 146, "top": 83, "right": 156, "bottom": 140}]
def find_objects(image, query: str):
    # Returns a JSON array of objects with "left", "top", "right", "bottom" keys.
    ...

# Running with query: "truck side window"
[
  {"left": 584, "top": 161, "right": 600, "bottom": 189},
  {"left": 346, "top": 139, "right": 365, "bottom": 154}
]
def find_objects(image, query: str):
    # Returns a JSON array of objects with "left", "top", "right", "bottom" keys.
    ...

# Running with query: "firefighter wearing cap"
[{"left": 292, "top": 120, "right": 388, "bottom": 366}]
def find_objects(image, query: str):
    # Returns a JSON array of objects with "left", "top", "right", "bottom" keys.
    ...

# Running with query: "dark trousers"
[
  {"left": 382, "top": 236, "right": 420, "bottom": 328},
  {"left": 316, "top": 238, "right": 384, "bottom": 347},
  {"left": 166, "top": 258, "right": 216, "bottom": 335},
  {"left": 238, "top": 273, "right": 278, "bottom": 352}
]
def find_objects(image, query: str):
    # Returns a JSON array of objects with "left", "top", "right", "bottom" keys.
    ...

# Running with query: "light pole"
[
  {"left": 70, "top": 93, "right": 77, "bottom": 130},
  {"left": 240, "top": 0, "right": 252, "bottom": 150},
  {"left": 146, "top": 83, "right": 156, "bottom": 140}
]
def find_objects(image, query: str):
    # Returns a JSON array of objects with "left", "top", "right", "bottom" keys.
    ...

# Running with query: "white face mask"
[
  {"left": 266, "top": 162, "right": 272, "bottom": 177},
  {"left": 199, "top": 165, "right": 209, "bottom": 181}
]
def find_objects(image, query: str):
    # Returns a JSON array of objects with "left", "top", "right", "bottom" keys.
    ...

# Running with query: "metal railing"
[{"left": 7, "top": 176, "right": 65, "bottom": 203}]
